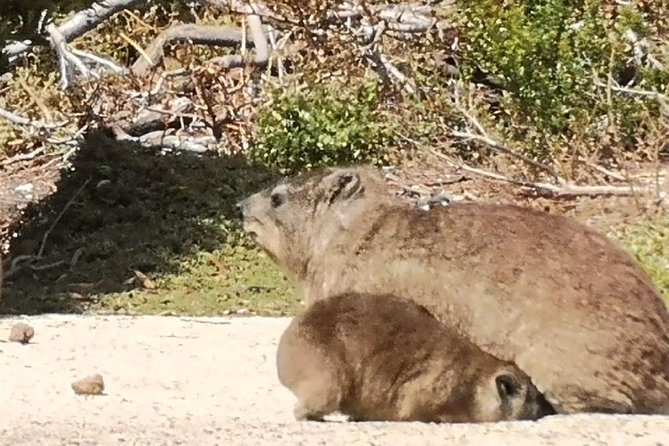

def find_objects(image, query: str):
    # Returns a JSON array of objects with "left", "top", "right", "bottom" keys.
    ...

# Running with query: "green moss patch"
[{"left": 606, "top": 219, "right": 669, "bottom": 303}]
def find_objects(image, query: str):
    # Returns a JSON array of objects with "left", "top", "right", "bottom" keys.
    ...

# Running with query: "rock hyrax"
[
  {"left": 238, "top": 166, "right": 669, "bottom": 415},
  {"left": 277, "top": 292, "right": 555, "bottom": 423}
]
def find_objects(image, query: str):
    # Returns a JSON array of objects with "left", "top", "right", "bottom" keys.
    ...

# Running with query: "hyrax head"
[
  {"left": 466, "top": 365, "right": 555, "bottom": 423},
  {"left": 235, "top": 166, "right": 388, "bottom": 270}
]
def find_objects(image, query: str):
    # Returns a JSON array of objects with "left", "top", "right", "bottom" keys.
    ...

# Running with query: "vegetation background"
[{"left": 0, "top": 0, "right": 667, "bottom": 315}]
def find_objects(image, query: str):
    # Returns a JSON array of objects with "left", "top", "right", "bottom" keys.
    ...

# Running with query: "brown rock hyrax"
[
  {"left": 237, "top": 166, "right": 669, "bottom": 415},
  {"left": 277, "top": 293, "right": 555, "bottom": 423}
]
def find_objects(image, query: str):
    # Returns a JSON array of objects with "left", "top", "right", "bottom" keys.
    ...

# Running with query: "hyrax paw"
[{"left": 293, "top": 401, "right": 326, "bottom": 422}]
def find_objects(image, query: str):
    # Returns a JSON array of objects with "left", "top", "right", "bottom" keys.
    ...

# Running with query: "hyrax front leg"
[
  {"left": 277, "top": 324, "right": 343, "bottom": 422},
  {"left": 293, "top": 400, "right": 326, "bottom": 421},
  {"left": 290, "top": 370, "right": 342, "bottom": 422}
]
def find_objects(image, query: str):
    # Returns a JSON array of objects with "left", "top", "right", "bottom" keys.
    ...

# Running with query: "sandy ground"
[{"left": 0, "top": 315, "right": 667, "bottom": 446}]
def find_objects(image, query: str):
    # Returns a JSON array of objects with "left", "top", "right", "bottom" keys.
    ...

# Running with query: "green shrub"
[
  {"left": 457, "top": 0, "right": 668, "bottom": 151},
  {"left": 250, "top": 79, "right": 390, "bottom": 174}
]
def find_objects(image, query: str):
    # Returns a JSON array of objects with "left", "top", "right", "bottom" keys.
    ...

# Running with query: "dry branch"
[
  {"left": 131, "top": 22, "right": 270, "bottom": 76},
  {"left": 0, "top": 1, "right": 459, "bottom": 159},
  {"left": 447, "top": 93, "right": 564, "bottom": 182},
  {"left": 0, "top": 105, "right": 67, "bottom": 129},
  {"left": 0, "top": 147, "right": 45, "bottom": 166},
  {"left": 451, "top": 130, "right": 563, "bottom": 182},
  {"left": 396, "top": 131, "right": 654, "bottom": 199},
  {"left": 427, "top": 144, "right": 646, "bottom": 198},
  {"left": 48, "top": 18, "right": 128, "bottom": 89},
  {"left": 225, "top": 0, "right": 446, "bottom": 93},
  {"left": 3, "top": 0, "right": 149, "bottom": 64},
  {"left": 0, "top": 104, "right": 84, "bottom": 153},
  {"left": 37, "top": 179, "right": 91, "bottom": 258},
  {"left": 3, "top": 0, "right": 143, "bottom": 88},
  {"left": 332, "top": 2, "right": 441, "bottom": 94}
]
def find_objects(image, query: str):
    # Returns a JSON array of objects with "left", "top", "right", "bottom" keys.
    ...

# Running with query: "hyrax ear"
[
  {"left": 324, "top": 170, "right": 363, "bottom": 204},
  {"left": 495, "top": 373, "right": 521, "bottom": 400}
]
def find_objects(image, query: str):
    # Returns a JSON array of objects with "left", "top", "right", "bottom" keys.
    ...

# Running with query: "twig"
[
  {"left": 17, "top": 77, "right": 53, "bottom": 121},
  {"left": 451, "top": 130, "right": 563, "bottom": 181},
  {"left": 450, "top": 104, "right": 563, "bottom": 182},
  {"left": 4, "top": 254, "right": 36, "bottom": 279},
  {"left": 0, "top": 105, "right": 67, "bottom": 129},
  {"left": 120, "top": 32, "right": 154, "bottom": 66},
  {"left": 594, "top": 80, "right": 669, "bottom": 101},
  {"left": 365, "top": 50, "right": 416, "bottom": 94},
  {"left": 70, "top": 48, "right": 127, "bottom": 74},
  {"left": 37, "top": 179, "right": 91, "bottom": 258},
  {"left": 0, "top": 147, "right": 45, "bottom": 166},
  {"left": 31, "top": 260, "right": 66, "bottom": 271},
  {"left": 431, "top": 145, "right": 641, "bottom": 197},
  {"left": 583, "top": 159, "right": 627, "bottom": 182},
  {"left": 48, "top": 23, "right": 92, "bottom": 89},
  {"left": 399, "top": 133, "right": 649, "bottom": 198},
  {"left": 337, "top": 9, "right": 418, "bottom": 94}
]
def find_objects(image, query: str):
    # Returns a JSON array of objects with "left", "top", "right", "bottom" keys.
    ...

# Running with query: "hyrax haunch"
[
  {"left": 277, "top": 293, "right": 555, "bottom": 423},
  {"left": 238, "top": 166, "right": 669, "bottom": 415}
]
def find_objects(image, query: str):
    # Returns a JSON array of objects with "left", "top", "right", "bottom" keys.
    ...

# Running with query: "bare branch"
[
  {"left": 112, "top": 125, "right": 217, "bottom": 153},
  {"left": 0, "top": 147, "right": 45, "bottom": 166},
  {"left": 71, "top": 48, "right": 127, "bottom": 74},
  {"left": 0, "top": 105, "right": 86, "bottom": 152},
  {"left": 595, "top": 80, "right": 669, "bottom": 101},
  {"left": 132, "top": 25, "right": 243, "bottom": 75},
  {"left": 48, "top": 24, "right": 92, "bottom": 89},
  {"left": 582, "top": 159, "right": 628, "bottom": 182},
  {"left": 131, "top": 15, "right": 271, "bottom": 76},
  {"left": 448, "top": 97, "right": 564, "bottom": 182},
  {"left": 365, "top": 50, "right": 416, "bottom": 94},
  {"left": 428, "top": 144, "right": 645, "bottom": 197},
  {"left": 451, "top": 129, "right": 563, "bottom": 182},
  {"left": 3, "top": 0, "right": 149, "bottom": 64},
  {"left": 396, "top": 132, "right": 655, "bottom": 199},
  {"left": 0, "top": 105, "right": 67, "bottom": 129}
]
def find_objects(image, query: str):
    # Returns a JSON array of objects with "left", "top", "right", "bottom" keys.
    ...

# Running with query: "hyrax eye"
[{"left": 270, "top": 193, "right": 285, "bottom": 208}]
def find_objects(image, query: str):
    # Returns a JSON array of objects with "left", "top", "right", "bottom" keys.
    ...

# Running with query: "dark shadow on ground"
[{"left": 0, "top": 130, "right": 280, "bottom": 315}]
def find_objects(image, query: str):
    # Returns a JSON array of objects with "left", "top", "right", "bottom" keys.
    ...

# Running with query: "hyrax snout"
[{"left": 277, "top": 293, "right": 555, "bottom": 423}]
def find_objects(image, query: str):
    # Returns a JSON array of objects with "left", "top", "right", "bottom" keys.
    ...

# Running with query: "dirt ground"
[
  {"left": 0, "top": 155, "right": 62, "bottom": 253},
  {"left": 1, "top": 314, "right": 667, "bottom": 445}
]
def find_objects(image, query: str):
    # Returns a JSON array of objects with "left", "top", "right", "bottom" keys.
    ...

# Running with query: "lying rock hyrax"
[
  {"left": 238, "top": 166, "right": 669, "bottom": 415},
  {"left": 277, "top": 293, "right": 555, "bottom": 423}
]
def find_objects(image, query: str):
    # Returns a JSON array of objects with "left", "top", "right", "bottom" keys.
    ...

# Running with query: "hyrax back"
[
  {"left": 277, "top": 293, "right": 554, "bottom": 423},
  {"left": 239, "top": 166, "right": 669, "bottom": 415}
]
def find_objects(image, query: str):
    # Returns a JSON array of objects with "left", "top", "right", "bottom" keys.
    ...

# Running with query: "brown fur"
[
  {"left": 277, "top": 292, "right": 555, "bottom": 423},
  {"left": 238, "top": 166, "right": 669, "bottom": 415}
]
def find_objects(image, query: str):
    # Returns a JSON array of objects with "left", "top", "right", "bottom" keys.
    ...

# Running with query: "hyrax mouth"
[{"left": 241, "top": 218, "right": 261, "bottom": 238}]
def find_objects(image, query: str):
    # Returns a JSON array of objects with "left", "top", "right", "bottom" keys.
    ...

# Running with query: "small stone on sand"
[
  {"left": 8, "top": 323, "right": 34, "bottom": 344},
  {"left": 71, "top": 374, "right": 105, "bottom": 396}
]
